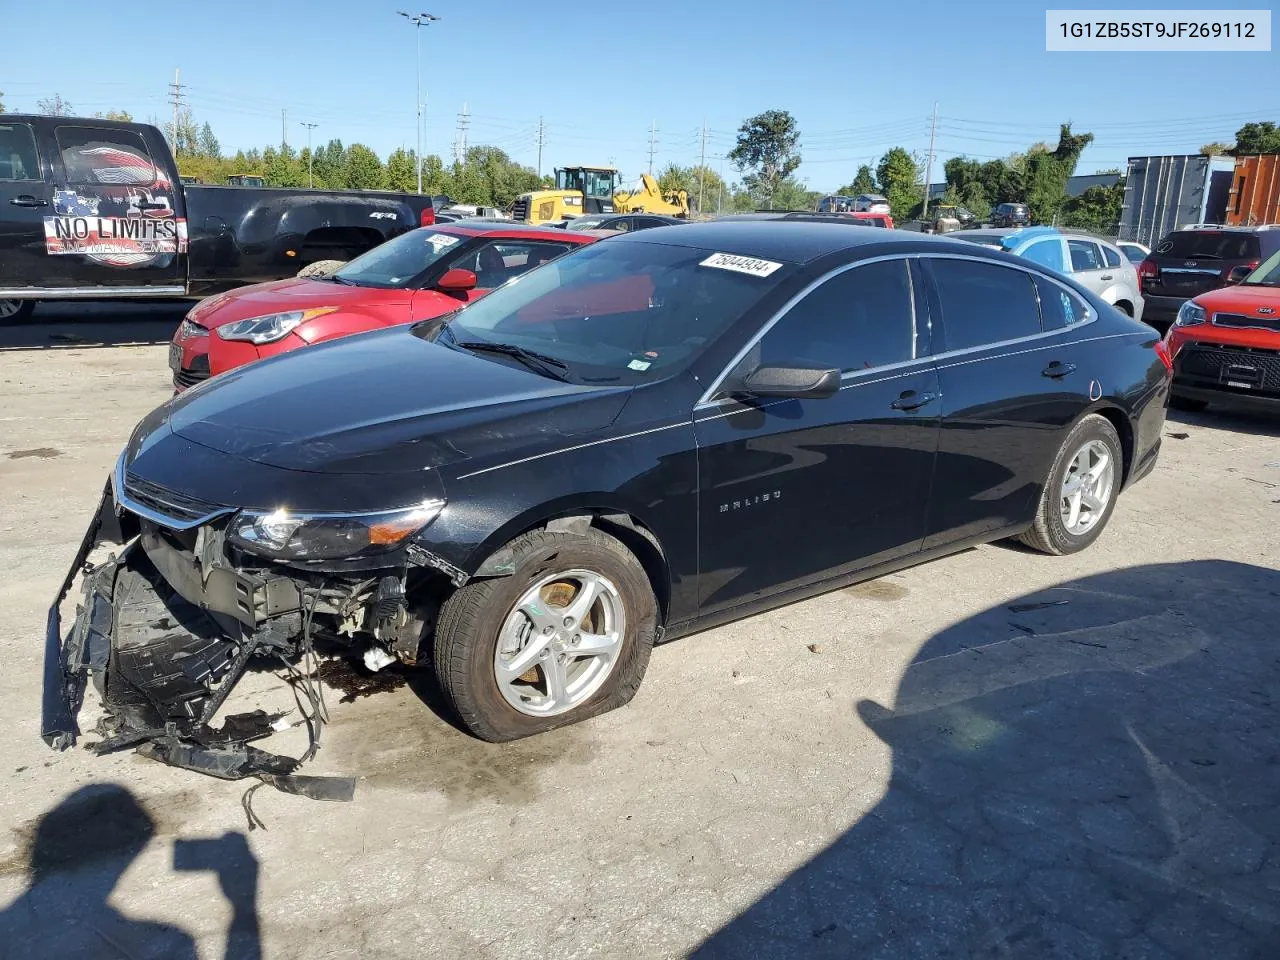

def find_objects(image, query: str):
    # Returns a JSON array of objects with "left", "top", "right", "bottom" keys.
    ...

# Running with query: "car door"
[
  {"left": 921, "top": 255, "right": 1095, "bottom": 549},
  {"left": 693, "top": 256, "right": 941, "bottom": 615},
  {"left": 0, "top": 119, "right": 57, "bottom": 290},
  {"left": 44, "top": 123, "right": 185, "bottom": 291},
  {"left": 1066, "top": 238, "right": 1109, "bottom": 295}
]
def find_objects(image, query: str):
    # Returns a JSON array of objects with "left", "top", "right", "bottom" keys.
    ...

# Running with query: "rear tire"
[
  {"left": 433, "top": 527, "right": 658, "bottom": 742},
  {"left": 0, "top": 299, "right": 35, "bottom": 325},
  {"left": 1169, "top": 394, "right": 1208, "bottom": 412},
  {"left": 1019, "top": 414, "right": 1123, "bottom": 556}
]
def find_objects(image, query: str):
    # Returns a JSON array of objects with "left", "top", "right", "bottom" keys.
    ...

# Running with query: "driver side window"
[
  {"left": 747, "top": 259, "right": 917, "bottom": 375},
  {"left": 450, "top": 241, "right": 572, "bottom": 289}
]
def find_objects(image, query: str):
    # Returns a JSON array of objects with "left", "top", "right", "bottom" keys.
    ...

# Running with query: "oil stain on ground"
[
  {"left": 317, "top": 658, "right": 597, "bottom": 809},
  {"left": 844, "top": 579, "right": 910, "bottom": 601},
  {"left": 6, "top": 447, "right": 61, "bottom": 460}
]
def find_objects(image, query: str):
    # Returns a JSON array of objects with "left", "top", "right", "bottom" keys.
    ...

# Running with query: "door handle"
[
  {"left": 1042, "top": 361, "right": 1077, "bottom": 379},
  {"left": 8, "top": 195, "right": 49, "bottom": 208},
  {"left": 891, "top": 390, "right": 939, "bottom": 411},
  {"left": 1100, "top": 274, "right": 1113, "bottom": 281}
]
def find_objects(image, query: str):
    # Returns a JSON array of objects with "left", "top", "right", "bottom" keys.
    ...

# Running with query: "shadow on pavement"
[
  {"left": 0, "top": 301, "right": 187, "bottom": 352},
  {"left": 0, "top": 783, "right": 262, "bottom": 960},
  {"left": 695, "top": 560, "right": 1280, "bottom": 959}
]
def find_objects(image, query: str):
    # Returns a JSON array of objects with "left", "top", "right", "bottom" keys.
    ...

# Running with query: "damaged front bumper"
[{"left": 42, "top": 481, "right": 357, "bottom": 801}]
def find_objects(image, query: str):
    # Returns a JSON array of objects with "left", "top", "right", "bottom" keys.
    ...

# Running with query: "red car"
[
  {"left": 849, "top": 211, "right": 894, "bottom": 229},
  {"left": 1164, "top": 249, "right": 1280, "bottom": 414},
  {"left": 170, "top": 223, "right": 602, "bottom": 391}
]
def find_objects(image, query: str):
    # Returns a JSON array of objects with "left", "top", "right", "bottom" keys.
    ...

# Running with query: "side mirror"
[
  {"left": 1226, "top": 264, "right": 1252, "bottom": 285},
  {"left": 729, "top": 363, "right": 841, "bottom": 400},
  {"left": 437, "top": 268, "right": 477, "bottom": 293}
]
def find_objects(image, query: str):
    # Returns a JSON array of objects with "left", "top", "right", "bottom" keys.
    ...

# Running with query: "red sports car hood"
[{"left": 191, "top": 277, "right": 414, "bottom": 328}]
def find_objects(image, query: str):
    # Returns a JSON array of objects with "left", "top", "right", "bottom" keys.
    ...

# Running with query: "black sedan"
[
  {"left": 42, "top": 223, "right": 1171, "bottom": 785},
  {"left": 553, "top": 213, "right": 685, "bottom": 232}
]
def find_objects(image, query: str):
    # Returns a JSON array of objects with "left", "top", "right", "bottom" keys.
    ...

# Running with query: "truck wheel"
[
  {"left": 0, "top": 299, "right": 35, "bottom": 325},
  {"left": 1019, "top": 414, "right": 1122, "bottom": 556},
  {"left": 433, "top": 527, "right": 658, "bottom": 742},
  {"left": 297, "top": 260, "right": 346, "bottom": 279}
]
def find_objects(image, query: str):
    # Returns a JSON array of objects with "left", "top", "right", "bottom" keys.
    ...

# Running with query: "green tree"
[
  {"left": 386, "top": 147, "right": 418, "bottom": 192},
  {"left": 466, "top": 146, "right": 540, "bottom": 207},
  {"left": 1201, "top": 142, "right": 1234, "bottom": 156},
  {"left": 36, "top": 94, "right": 72, "bottom": 116},
  {"left": 839, "top": 164, "right": 875, "bottom": 196},
  {"left": 688, "top": 165, "right": 729, "bottom": 215},
  {"left": 198, "top": 122, "right": 221, "bottom": 160},
  {"left": 265, "top": 145, "right": 307, "bottom": 187},
  {"left": 165, "top": 107, "right": 200, "bottom": 157},
  {"left": 449, "top": 160, "right": 489, "bottom": 204},
  {"left": 313, "top": 139, "right": 347, "bottom": 189},
  {"left": 0, "top": 90, "right": 6, "bottom": 113},
  {"left": 344, "top": 144, "right": 387, "bottom": 190},
  {"left": 728, "top": 109, "right": 802, "bottom": 209},
  {"left": 875, "top": 147, "right": 922, "bottom": 220},
  {"left": 1061, "top": 180, "right": 1125, "bottom": 232},
  {"left": 1023, "top": 123, "right": 1093, "bottom": 224},
  {"left": 422, "top": 154, "right": 451, "bottom": 196},
  {"left": 92, "top": 109, "right": 133, "bottom": 121},
  {"left": 772, "top": 178, "right": 820, "bottom": 211},
  {"left": 1233, "top": 121, "right": 1280, "bottom": 155}
]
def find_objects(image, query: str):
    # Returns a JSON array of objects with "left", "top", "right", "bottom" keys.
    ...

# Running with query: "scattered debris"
[
  {"left": 1264, "top": 461, "right": 1280, "bottom": 469},
  {"left": 806, "top": 643, "right": 823, "bottom": 654},
  {"left": 1009, "top": 622, "right": 1036, "bottom": 636},
  {"left": 1008, "top": 599, "right": 1070, "bottom": 613},
  {"left": 1068, "top": 639, "right": 1107, "bottom": 649},
  {"left": 6, "top": 447, "right": 61, "bottom": 460},
  {"left": 1165, "top": 431, "right": 1190, "bottom": 440},
  {"left": 813, "top": 923, "right": 838, "bottom": 939},
  {"left": 1245, "top": 477, "right": 1278, "bottom": 488},
  {"left": 1189, "top": 758, "right": 1217, "bottom": 767},
  {"left": 731, "top": 669, "right": 740, "bottom": 678}
]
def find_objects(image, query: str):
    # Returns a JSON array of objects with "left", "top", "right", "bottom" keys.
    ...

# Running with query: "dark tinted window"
[
  {"left": 1036, "top": 277, "right": 1089, "bottom": 329},
  {"left": 1155, "top": 231, "right": 1260, "bottom": 260},
  {"left": 0, "top": 123, "right": 40, "bottom": 181},
  {"left": 1067, "top": 239, "right": 1104, "bottom": 271},
  {"left": 754, "top": 259, "right": 916, "bottom": 373},
  {"left": 1102, "top": 245, "right": 1122, "bottom": 268},
  {"left": 1121, "top": 246, "right": 1146, "bottom": 264},
  {"left": 55, "top": 126, "right": 156, "bottom": 185},
  {"left": 930, "top": 259, "right": 1041, "bottom": 349},
  {"left": 452, "top": 240, "right": 574, "bottom": 287}
]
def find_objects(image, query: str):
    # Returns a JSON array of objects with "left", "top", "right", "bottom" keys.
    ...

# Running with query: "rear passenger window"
[
  {"left": 1102, "top": 245, "right": 1122, "bottom": 268},
  {"left": 1067, "top": 240, "right": 1104, "bottom": 272},
  {"left": 1035, "top": 277, "right": 1089, "bottom": 329},
  {"left": 55, "top": 126, "right": 157, "bottom": 185},
  {"left": 754, "top": 259, "right": 916, "bottom": 373},
  {"left": 0, "top": 123, "right": 40, "bottom": 181},
  {"left": 930, "top": 259, "right": 1041, "bottom": 349}
]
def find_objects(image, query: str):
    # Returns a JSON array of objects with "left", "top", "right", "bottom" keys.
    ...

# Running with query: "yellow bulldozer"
[{"left": 510, "top": 166, "right": 689, "bottom": 224}]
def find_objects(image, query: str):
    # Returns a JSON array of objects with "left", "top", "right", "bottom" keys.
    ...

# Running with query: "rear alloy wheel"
[
  {"left": 1020, "top": 414, "right": 1123, "bottom": 555},
  {"left": 433, "top": 527, "right": 657, "bottom": 742},
  {"left": 0, "top": 299, "right": 35, "bottom": 325}
]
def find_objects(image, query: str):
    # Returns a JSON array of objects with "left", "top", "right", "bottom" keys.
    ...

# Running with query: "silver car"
[{"left": 951, "top": 228, "right": 1145, "bottom": 324}]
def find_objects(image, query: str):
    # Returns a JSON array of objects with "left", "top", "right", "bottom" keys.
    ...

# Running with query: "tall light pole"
[
  {"left": 398, "top": 11, "right": 440, "bottom": 194},
  {"left": 300, "top": 121, "right": 318, "bottom": 188}
]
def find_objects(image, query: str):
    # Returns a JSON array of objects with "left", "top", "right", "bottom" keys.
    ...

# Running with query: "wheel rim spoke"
[{"left": 1059, "top": 439, "right": 1114, "bottom": 535}]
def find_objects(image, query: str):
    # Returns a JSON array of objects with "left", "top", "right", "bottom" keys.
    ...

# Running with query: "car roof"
[
  {"left": 610, "top": 219, "right": 962, "bottom": 263},
  {"left": 434, "top": 220, "right": 594, "bottom": 242}
]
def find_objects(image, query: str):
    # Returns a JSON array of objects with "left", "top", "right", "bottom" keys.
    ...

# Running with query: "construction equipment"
[
  {"left": 613, "top": 174, "right": 689, "bottom": 218},
  {"left": 509, "top": 167, "right": 689, "bottom": 225}
]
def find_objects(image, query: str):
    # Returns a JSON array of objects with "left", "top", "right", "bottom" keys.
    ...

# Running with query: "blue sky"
[{"left": 2, "top": 0, "right": 1275, "bottom": 189}]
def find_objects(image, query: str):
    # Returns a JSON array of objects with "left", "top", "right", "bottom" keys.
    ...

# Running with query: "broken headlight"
[
  {"left": 227, "top": 500, "right": 445, "bottom": 561},
  {"left": 216, "top": 308, "right": 338, "bottom": 345}
]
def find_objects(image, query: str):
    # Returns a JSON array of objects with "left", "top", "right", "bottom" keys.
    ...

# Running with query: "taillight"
[
  {"left": 420, "top": 206, "right": 435, "bottom": 227},
  {"left": 1225, "top": 259, "right": 1258, "bottom": 279},
  {"left": 1137, "top": 259, "right": 1158, "bottom": 289},
  {"left": 1153, "top": 339, "right": 1173, "bottom": 375}
]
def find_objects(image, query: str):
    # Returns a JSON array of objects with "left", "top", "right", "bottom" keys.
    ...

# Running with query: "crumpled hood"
[{"left": 165, "top": 326, "right": 628, "bottom": 475}]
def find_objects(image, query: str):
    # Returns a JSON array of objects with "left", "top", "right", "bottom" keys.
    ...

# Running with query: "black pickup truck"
[{"left": 0, "top": 115, "right": 447, "bottom": 322}]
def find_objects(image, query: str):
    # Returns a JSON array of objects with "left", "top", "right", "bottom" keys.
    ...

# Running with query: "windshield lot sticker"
[
  {"left": 700, "top": 252, "right": 783, "bottom": 277},
  {"left": 627, "top": 359, "right": 652, "bottom": 371},
  {"left": 426, "top": 233, "right": 460, "bottom": 250}
]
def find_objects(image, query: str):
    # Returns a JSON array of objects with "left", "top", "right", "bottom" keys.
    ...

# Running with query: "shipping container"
[
  {"left": 1118, "top": 154, "right": 1235, "bottom": 247},
  {"left": 1225, "top": 155, "right": 1280, "bottom": 226}
]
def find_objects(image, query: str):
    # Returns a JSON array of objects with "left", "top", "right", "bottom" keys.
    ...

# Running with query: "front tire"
[
  {"left": 0, "top": 299, "right": 35, "bottom": 325},
  {"left": 1019, "top": 414, "right": 1123, "bottom": 556},
  {"left": 433, "top": 527, "right": 658, "bottom": 742}
]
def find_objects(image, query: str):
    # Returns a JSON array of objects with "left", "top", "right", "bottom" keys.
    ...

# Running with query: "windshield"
[
  {"left": 424, "top": 242, "right": 794, "bottom": 384},
  {"left": 1154, "top": 231, "right": 1260, "bottom": 260},
  {"left": 584, "top": 169, "right": 618, "bottom": 198},
  {"left": 950, "top": 234, "right": 1003, "bottom": 248},
  {"left": 331, "top": 229, "right": 464, "bottom": 288},
  {"left": 1120, "top": 245, "right": 1147, "bottom": 264},
  {"left": 566, "top": 216, "right": 609, "bottom": 230},
  {"left": 1244, "top": 249, "right": 1280, "bottom": 285}
]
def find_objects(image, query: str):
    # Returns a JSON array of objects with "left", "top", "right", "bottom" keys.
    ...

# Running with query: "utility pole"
[
  {"left": 398, "top": 11, "right": 440, "bottom": 194},
  {"left": 454, "top": 103, "right": 470, "bottom": 164},
  {"left": 167, "top": 68, "right": 183, "bottom": 150},
  {"left": 281, "top": 108, "right": 287, "bottom": 150},
  {"left": 536, "top": 116, "right": 545, "bottom": 178},
  {"left": 647, "top": 120, "right": 657, "bottom": 174},
  {"left": 698, "top": 120, "right": 708, "bottom": 215},
  {"left": 301, "top": 122, "right": 319, "bottom": 187},
  {"left": 922, "top": 101, "right": 938, "bottom": 216}
]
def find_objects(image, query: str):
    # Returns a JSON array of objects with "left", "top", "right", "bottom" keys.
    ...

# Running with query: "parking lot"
[{"left": 1, "top": 306, "right": 1278, "bottom": 958}]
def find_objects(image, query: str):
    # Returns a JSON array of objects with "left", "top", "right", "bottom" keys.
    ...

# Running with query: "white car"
[
  {"left": 1116, "top": 241, "right": 1150, "bottom": 266},
  {"left": 853, "top": 194, "right": 891, "bottom": 214}
]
